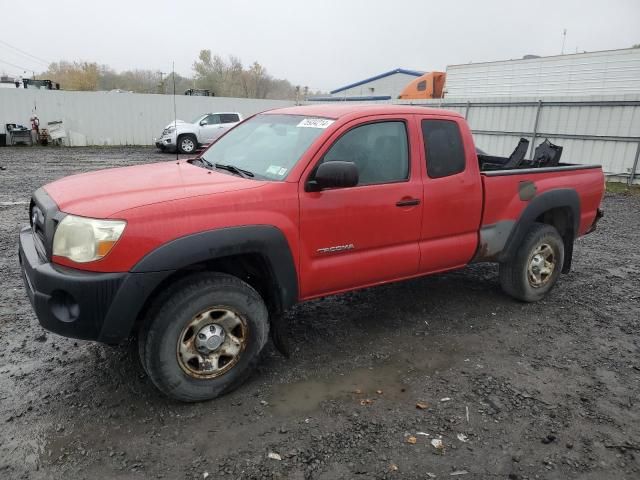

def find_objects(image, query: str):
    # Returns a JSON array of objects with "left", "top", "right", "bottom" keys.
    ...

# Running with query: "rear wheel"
[
  {"left": 177, "top": 134, "right": 197, "bottom": 154},
  {"left": 138, "top": 272, "right": 269, "bottom": 402},
  {"left": 499, "top": 222, "right": 564, "bottom": 302}
]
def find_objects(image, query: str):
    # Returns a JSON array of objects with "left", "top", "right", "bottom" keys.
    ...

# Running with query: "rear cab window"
[
  {"left": 220, "top": 113, "right": 240, "bottom": 123},
  {"left": 421, "top": 119, "right": 466, "bottom": 178}
]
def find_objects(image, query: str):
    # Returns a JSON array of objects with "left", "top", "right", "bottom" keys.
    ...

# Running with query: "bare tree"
[
  {"left": 45, "top": 61, "right": 100, "bottom": 91},
  {"left": 41, "top": 50, "right": 302, "bottom": 99}
]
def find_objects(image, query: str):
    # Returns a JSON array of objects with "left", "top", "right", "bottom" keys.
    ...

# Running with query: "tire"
[
  {"left": 138, "top": 272, "right": 269, "bottom": 402},
  {"left": 177, "top": 134, "right": 197, "bottom": 154},
  {"left": 499, "top": 222, "right": 564, "bottom": 302}
]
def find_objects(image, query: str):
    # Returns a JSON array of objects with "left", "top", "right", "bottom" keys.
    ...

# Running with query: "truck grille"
[
  {"left": 30, "top": 204, "right": 47, "bottom": 260},
  {"left": 30, "top": 188, "right": 63, "bottom": 261}
]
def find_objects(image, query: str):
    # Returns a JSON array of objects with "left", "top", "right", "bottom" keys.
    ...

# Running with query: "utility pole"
[
  {"left": 561, "top": 29, "right": 567, "bottom": 55},
  {"left": 158, "top": 71, "right": 167, "bottom": 94}
]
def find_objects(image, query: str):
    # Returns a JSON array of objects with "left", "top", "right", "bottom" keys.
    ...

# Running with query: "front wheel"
[
  {"left": 138, "top": 273, "right": 269, "bottom": 402},
  {"left": 177, "top": 134, "right": 197, "bottom": 154},
  {"left": 499, "top": 222, "right": 564, "bottom": 302}
]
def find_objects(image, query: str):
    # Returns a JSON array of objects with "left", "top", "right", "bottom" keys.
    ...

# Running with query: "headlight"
[
  {"left": 165, "top": 126, "right": 175, "bottom": 135},
  {"left": 52, "top": 215, "right": 126, "bottom": 263}
]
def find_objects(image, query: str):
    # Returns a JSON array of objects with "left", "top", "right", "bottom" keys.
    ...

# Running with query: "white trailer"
[{"left": 444, "top": 48, "right": 640, "bottom": 98}]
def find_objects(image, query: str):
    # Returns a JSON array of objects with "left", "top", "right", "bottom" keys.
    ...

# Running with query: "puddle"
[
  {"left": 270, "top": 346, "right": 464, "bottom": 415},
  {"left": 270, "top": 364, "right": 404, "bottom": 414}
]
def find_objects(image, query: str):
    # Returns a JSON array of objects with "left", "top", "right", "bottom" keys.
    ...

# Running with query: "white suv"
[{"left": 155, "top": 112, "right": 242, "bottom": 154}]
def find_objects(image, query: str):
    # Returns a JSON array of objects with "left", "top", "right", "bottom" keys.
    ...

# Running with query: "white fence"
[
  {"left": 1, "top": 89, "right": 639, "bottom": 183},
  {"left": 0, "top": 89, "right": 294, "bottom": 146}
]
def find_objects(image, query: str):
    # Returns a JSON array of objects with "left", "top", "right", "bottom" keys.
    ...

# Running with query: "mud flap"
[
  {"left": 270, "top": 314, "right": 290, "bottom": 358},
  {"left": 562, "top": 240, "right": 573, "bottom": 274}
]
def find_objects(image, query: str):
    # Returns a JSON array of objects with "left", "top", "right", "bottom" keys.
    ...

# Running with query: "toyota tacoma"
[{"left": 19, "top": 105, "right": 605, "bottom": 402}]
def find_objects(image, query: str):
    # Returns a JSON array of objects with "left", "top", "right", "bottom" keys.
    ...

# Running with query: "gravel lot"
[{"left": 0, "top": 146, "right": 639, "bottom": 480}]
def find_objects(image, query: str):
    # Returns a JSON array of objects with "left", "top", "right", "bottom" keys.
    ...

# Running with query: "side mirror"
[
  {"left": 307, "top": 161, "right": 358, "bottom": 191},
  {"left": 199, "top": 120, "right": 207, "bottom": 126}
]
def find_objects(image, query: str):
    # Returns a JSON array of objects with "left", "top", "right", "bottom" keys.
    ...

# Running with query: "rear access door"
[{"left": 414, "top": 114, "right": 483, "bottom": 273}]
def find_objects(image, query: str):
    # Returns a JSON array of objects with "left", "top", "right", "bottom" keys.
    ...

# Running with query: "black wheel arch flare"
[
  {"left": 500, "top": 188, "right": 580, "bottom": 272},
  {"left": 132, "top": 225, "right": 299, "bottom": 309},
  {"left": 99, "top": 225, "right": 298, "bottom": 343}
]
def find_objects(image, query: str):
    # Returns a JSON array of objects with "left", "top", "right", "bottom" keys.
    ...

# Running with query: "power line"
[
  {"left": 0, "top": 39, "right": 50, "bottom": 66},
  {"left": 0, "top": 66, "right": 24, "bottom": 77},
  {"left": 0, "top": 49, "right": 44, "bottom": 71},
  {"left": 0, "top": 58, "right": 32, "bottom": 72}
]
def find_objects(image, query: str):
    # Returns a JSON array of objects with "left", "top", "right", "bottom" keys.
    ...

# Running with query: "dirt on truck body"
[{"left": 1, "top": 147, "right": 639, "bottom": 479}]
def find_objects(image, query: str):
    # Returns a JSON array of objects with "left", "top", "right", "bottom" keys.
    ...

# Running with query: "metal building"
[
  {"left": 310, "top": 68, "right": 424, "bottom": 101},
  {"left": 444, "top": 48, "right": 640, "bottom": 98}
]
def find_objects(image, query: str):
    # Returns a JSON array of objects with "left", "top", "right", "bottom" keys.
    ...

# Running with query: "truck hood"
[
  {"left": 163, "top": 119, "right": 189, "bottom": 129},
  {"left": 44, "top": 161, "right": 265, "bottom": 218}
]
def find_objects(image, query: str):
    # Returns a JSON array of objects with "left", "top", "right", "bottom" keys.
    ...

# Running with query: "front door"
[
  {"left": 298, "top": 117, "right": 423, "bottom": 298},
  {"left": 199, "top": 114, "right": 223, "bottom": 142}
]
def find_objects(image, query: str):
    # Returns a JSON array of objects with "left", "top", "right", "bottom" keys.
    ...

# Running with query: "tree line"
[{"left": 41, "top": 50, "right": 322, "bottom": 100}]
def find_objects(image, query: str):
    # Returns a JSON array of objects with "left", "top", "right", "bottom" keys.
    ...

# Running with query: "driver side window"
[
  {"left": 323, "top": 121, "right": 409, "bottom": 185},
  {"left": 202, "top": 114, "right": 221, "bottom": 125}
]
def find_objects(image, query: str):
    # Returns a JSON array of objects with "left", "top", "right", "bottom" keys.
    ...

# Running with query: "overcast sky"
[{"left": 1, "top": 0, "right": 639, "bottom": 91}]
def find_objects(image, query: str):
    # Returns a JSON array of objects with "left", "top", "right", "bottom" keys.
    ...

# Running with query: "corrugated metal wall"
[
  {"left": 444, "top": 48, "right": 640, "bottom": 97},
  {"left": 0, "top": 89, "right": 294, "bottom": 146},
  {"left": 396, "top": 95, "right": 640, "bottom": 184}
]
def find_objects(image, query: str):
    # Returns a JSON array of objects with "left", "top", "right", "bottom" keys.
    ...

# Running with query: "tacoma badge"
[{"left": 317, "top": 244, "right": 355, "bottom": 254}]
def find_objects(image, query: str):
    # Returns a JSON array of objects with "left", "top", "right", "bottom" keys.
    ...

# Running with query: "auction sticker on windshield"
[
  {"left": 266, "top": 165, "right": 288, "bottom": 176},
  {"left": 297, "top": 118, "right": 334, "bottom": 129}
]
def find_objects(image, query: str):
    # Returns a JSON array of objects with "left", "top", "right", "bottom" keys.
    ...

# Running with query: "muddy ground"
[{"left": 0, "top": 146, "right": 639, "bottom": 480}]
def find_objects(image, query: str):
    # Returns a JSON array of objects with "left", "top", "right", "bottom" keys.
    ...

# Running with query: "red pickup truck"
[{"left": 19, "top": 105, "right": 604, "bottom": 401}]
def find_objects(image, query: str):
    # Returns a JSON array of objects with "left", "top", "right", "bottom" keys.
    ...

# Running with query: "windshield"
[
  {"left": 200, "top": 114, "right": 332, "bottom": 180},
  {"left": 190, "top": 114, "right": 206, "bottom": 124}
]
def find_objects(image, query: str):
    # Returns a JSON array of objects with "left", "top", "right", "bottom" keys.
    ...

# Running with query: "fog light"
[{"left": 49, "top": 290, "right": 80, "bottom": 323}]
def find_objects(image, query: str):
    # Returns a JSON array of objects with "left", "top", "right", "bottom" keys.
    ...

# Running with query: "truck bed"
[
  {"left": 475, "top": 163, "right": 604, "bottom": 263},
  {"left": 481, "top": 162, "right": 601, "bottom": 176}
]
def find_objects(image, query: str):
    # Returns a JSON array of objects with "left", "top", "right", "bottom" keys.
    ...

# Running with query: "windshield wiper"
[
  {"left": 198, "top": 156, "right": 213, "bottom": 168},
  {"left": 214, "top": 163, "right": 254, "bottom": 178}
]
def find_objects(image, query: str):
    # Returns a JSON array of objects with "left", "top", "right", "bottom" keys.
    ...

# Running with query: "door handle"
[{"left": 396, "top": 198, "right": 421, "bottom": 207}]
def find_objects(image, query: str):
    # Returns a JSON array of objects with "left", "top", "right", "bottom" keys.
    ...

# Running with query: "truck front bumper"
[
  {"left": 19, "top": 226, "right": 170, "bottom": 343},
  {"left": 154, "top": 132, "right": 177, "bottom": 150}
]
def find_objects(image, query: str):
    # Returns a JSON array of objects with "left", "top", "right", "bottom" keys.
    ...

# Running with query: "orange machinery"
[{"left": 398, "top": 71, "right": 446, "bottom": 99}]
